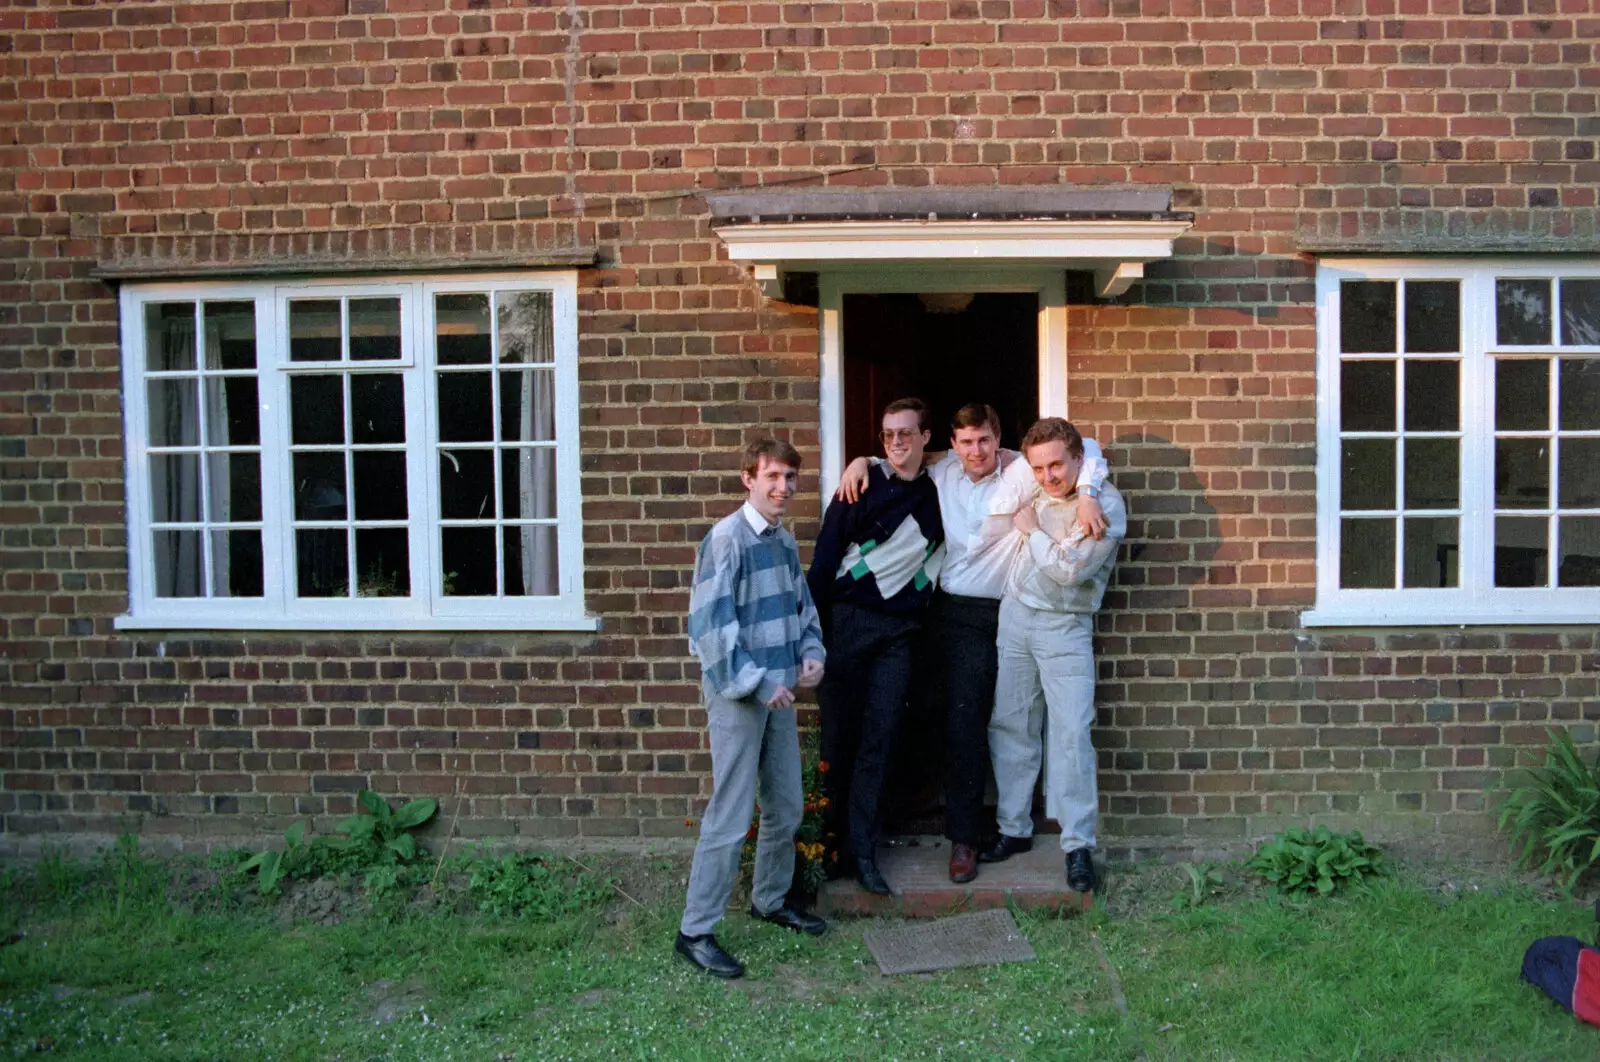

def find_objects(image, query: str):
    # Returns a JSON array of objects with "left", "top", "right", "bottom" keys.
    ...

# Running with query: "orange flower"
[
  {"left": 684, "top": 818, "right": 695, "bottom": 827},
  {"left": 817, "top": 760, "right": 830, "bottom": 773}
]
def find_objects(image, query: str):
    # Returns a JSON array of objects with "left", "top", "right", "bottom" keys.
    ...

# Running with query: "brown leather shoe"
[{"left": 949, "top": 843, "right": 978, "bottom": 884}]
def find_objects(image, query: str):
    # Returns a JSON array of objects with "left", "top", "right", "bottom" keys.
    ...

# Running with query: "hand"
[
  {"left": 997, "top": 449, "right": 1016, "bottom": 471},
  {"left": 1012, "top": 505, "right": 1040, "bottom": 535},
  {"left": 1075, "top": 495, "right": 1107, "bottom": 540},
  {"left": 765, "top": 685, "right": 796, "bottom": 709},
  {"left": 797, "top": 658, "right": 824, "bottom": 689},
  {"left": 835, "top": 457, "right": 871, "bottom": 503}
]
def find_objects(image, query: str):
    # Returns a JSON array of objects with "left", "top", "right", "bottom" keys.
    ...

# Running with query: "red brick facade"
[{"left": 3, "top": 0, "right": 1598, "bottom": 856}]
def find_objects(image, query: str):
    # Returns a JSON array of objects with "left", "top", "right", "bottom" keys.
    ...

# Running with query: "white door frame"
[{"left": 817, "top": 265, "right": 1068, "bottom": 499}]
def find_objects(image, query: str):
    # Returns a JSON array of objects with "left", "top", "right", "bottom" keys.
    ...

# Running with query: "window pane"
[
  {"left": 1560, "top": 278, "right": 1600, "bottom": 346},
  {"left": 1495, "top": 516, "right": 1548, "bottom": 587},
  {"left": 505, "top": 525, "right": 559, "bottom": 597},
  {"left": 203, "top": 301, "right": 256, "bottom": 370},
  {"left": 501, "top": 448, "right": 558, "bottom": 520},
  {"left": 145, "top": 302, "right": 196, "bottom": 371},
  {"left": 1404, "top": 439, "right": 1459, "bottom": 510},
  {"left": 439, "top": 448, "right": 495, "bottom": 519},
  {"left": 1558, "top": 517, "right": 1600, "bottom": 587},
  {"left": 497, "top": 291, "right": 554, "bottom": 364},
  {"left": 351, "top": 373, "right": 405, "bottom": 444},
  {"left": 1403, "top": 517, "right": 1458, "bottom": 589},
  {"left": 436, "top": 293, "right": 492, "bottom": 365},
  {"left": 500, "top": 370, "right": 556, "bottom": 443},
  {"left": 1497, "top": 278, "right": 1551, "bottom": 345},
  {"left": 1340, "top": 361, "right": 1396, "bottom": 432},
  {"left": 1404, "top": 280, "right": 1459, "bottom": 353},
  {"left": 154, "top": 530, "right": 204, "bottom": 597},
  {"left": 296, "top": 529, "right": 349, "bottom": 597},
  {"left": 1495, "top": 438, "right": 1549, "bottom": 510},
  {"left": 148, "top": 379, "right": 199, "bottom": 447},
  {"left": 349, "top": 298, "right": 402, "bottom": 361},
  {"left": 356, "top": 528, "right": 410, "bottom": 597},
  {"left": 1340, "top": 518, "right": 1395, "bottom": 588},
  {"left": 438, "top": 372, "right": 493, "bottom": 442},
  {"left": 290, "top": 375, "right": 345, "bottom": 445},
  {"left": 289, "top": 299, "right": 343, "bottom": 362},
  {"left": 1403, "top": 360, "right": 1459, "bottom": 432},
  {"left": 206, "top": 375, "right": 259, "bottom": 447},
  {"left": 1560, "top": 438, "right": 1600, "bottom": 509},
  {"left": 1340, "top": 281, "right": 1396, "bottom": 353},
  {"left": 1341, "top": 439, "right": 1395, "bottom": 510},
  {"left": 1496, "top": 359, "right": 1549, "bottom": 431},
  {"left": 207, "top": 452, "right": 261, "bottom": 523},
  {"left": 150, "top": 454, "right": 201, "bottom": 523},
  {"left": 211, "top": 530, "right": 264, "bottom": 598},
  {"left": 1559, "top": 358, "right": 1600, "bottom": 430},
  {"left": 293, "top": 452, "right": 347, "bottom": 521},
  {"left": 442, "top": 526, "right": 497, "bottom": 596},
  {"left": 353, "top": 451, "right": 408, "bottom": 521}
]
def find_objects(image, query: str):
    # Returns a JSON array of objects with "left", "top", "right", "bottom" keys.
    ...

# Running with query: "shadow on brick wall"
[{"left": 1103, "top": 432, "right": 1222, "bottom": 616}]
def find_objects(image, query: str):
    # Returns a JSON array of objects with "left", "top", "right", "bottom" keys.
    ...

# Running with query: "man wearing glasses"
[
  {"left": 808, "top": 398, "right": 947, "bottom": 895},
  {"left": 836, "top": 404, "right": 1108, "bottom": 884}
]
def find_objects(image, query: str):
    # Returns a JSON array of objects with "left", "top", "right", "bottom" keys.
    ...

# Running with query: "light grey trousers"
[
  {"left": 679, "top": 687, "right": 803, "bottom": 938},
  {"left": 988, "top": 598, "right": 1098, "bottom": 852}
]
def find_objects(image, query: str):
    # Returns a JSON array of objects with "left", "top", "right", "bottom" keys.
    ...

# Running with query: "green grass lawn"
[{"left": 2, "top": 844, "right": 1598, "bottom": 1061}]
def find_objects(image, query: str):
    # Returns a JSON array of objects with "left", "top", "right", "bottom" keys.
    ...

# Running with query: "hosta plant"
[
  {"left": 1247, "top": 825, "right": 1389, "bottom": 898},
  {"left": 1498, "top": 727, "right": 1600, "bottom": 893}
]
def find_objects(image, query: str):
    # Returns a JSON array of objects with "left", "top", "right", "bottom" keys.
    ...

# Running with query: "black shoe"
[
  {"left": 1065, "top": 847, "right": 1097, "bottom": 894},
  {"left": 978, "top": 834, "right": 1033, "bottom": 864},
  {"left": 751, "top": 904, "right": 827, "bottom": 937},
  {"left": 856, "top": 858, "right": 892, "bottom": 896},
  {"left": 674, "top": 932, "right": 744, "bottom": 979}
]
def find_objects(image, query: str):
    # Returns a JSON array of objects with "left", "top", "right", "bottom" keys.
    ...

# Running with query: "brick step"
[{"left": 816, "top": 835, "right": 1092, "bottom": 919}]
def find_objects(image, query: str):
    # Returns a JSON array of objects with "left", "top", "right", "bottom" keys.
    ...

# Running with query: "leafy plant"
[
  {"left": 335, "top": 791, "right": 438, "bottom": 866},
  {"left": 1498, "top": 727, "right": 1600, "bottom": 893},
  {"left": 238, "top": 791, "right": 438, "bottom": 895},
  {"left": 467, "top": 852, "right": 612, "bottom": 921},
  {"left": 240, "top": 821, "right": 308, "bottom": 894},
  {"left": 1170, "top": 861, "right": 1226, "bottom": 910},
  {"left": 1246, "top": 826, "right": 1389, "bottom": 898}
]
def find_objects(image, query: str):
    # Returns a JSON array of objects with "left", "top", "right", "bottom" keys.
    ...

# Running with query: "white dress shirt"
[{"left": 926, "top": 439, "right": 1107, "bottom": 600}]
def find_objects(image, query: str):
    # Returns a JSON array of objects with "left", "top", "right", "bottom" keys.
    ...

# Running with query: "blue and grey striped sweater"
[{"left": 687, "top": 508, "right": 826, "bottom": 703}]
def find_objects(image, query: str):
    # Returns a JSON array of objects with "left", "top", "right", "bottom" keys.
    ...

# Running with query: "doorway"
[
  {"left": 841, "top": 292, "right": 1041, "bottom": 458},
  {"left": 836, "top": 288, "right": 1043, "bottom": 834}
]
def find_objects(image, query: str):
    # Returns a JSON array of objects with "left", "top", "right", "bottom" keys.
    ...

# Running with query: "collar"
[{"left": 741, "top": 501, "right": 781, "bottom": 536}]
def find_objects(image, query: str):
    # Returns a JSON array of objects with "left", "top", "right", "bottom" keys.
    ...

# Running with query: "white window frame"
[
  {"left": 117, "top": 271, "right": 594, "bottom": 631},
  {"left": 1306, "top": 257, "right": 1600, "bottom": 626}
]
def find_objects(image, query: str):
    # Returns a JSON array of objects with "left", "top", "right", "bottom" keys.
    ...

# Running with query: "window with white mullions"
[
  {"left": 434, "top": 290, "right": 560, "bottom": 599},
  {"left": 285, "top": 295, "right": 412, "bottom": 600},
  {"left": 1336, "top": 278, "right": 1463, "bottom": 590},
  {"left": 143, "top": 299, "right": 264, "bottom": 599},
  {"left": 1491, "top": 277, "right": 1600, "bottom": 589},
  {"left": 118, "top": 271, "right": 587, "bottom": 631},
  {"left": 1313, "top": 260, "right": 1600, "bottom": 626}
]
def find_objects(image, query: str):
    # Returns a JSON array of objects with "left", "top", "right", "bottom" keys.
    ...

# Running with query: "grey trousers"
[
  {"left": 988, "top": 598, "right": 1098, "bottom": 852},
  {"left": 679, "top": 687, "right": 803, "bottom": 937}
]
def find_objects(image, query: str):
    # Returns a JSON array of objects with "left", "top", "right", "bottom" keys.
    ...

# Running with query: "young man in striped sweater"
[{"left": 676, "top": 438, "right": 828, "bottom": 979}]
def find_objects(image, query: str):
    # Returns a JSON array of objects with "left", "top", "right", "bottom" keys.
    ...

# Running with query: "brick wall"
[{"left": 2, "top": 0, "right": 1598, "bottom": 856}]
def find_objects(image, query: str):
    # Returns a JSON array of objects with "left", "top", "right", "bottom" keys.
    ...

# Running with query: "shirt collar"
[{"left": 741, "top": 502, "right": 780, "bottom": 536}]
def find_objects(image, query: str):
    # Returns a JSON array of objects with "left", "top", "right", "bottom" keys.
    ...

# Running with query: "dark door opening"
[
  {"left": 840, "top": 291, "right": 1041, "bottom": 834},
  {"left": 842, "top": 291, "right": 1041, "bottom": 459}
]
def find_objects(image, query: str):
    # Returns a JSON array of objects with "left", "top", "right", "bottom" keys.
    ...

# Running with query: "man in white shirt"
[
  {"left": 981, "top": 417, "right": 1126, "bottom": 898},
  {"left": 835, "top": 403, "right": 1109, "bottom": 883}
]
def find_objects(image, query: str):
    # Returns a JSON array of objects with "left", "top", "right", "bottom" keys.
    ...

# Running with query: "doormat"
[{"left": 863, "top": 908, "right": 1035, "bottom": 976}]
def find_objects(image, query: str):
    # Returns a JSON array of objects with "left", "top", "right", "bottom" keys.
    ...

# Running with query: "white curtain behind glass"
[{"left": 501, "top": 292, "right": 558, "bottom": 596}]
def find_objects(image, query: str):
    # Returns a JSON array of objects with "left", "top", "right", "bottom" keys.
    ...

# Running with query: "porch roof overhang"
[{"left": 707, "top": 186, "right": 1193, "bottom": 298}]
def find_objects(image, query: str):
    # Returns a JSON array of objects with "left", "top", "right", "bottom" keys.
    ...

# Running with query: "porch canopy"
[{"left": 706, "top": 186, "right": 1192, "bottom": 298}]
